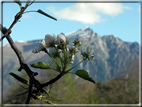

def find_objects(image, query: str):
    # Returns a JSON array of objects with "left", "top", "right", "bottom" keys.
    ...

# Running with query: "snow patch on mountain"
[
  {"left": 66, "top": 26, "right": 93, "bottom": 38},
  {"left": 15, "top": 41, "right": 27, "bottom": 44},
  {"left": 0, "top": 43, "right": 10, "bottom": 48},
  {"left": 80, "top": 26, "right": 89, "bottom": 31},
  {"left": 1, "top": 41, "right": 28, "bottom": 48},
  {"left": 66, "top": 31, "right": 76, "bottom": 36}
]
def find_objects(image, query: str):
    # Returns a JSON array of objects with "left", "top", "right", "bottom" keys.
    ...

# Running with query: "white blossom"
[
  {"left": 57, "top": 33, "right": 66, "bottom": 44},
  {"left": 52, "top": 34, "right": 57, "bottom": 41},
  {"left": 32, "top": 39, "right": 46, "bottom": 53},
  {"left": 70, "top": 55, "right": 75, "bottom": 64},
  {"left": 45, "top": 34, "right": 55, "bottom": 47},
  {"left": 36, "top": 39, "right": 45, "bottom": 49},
  {"left": 32, "top": 47, "right": 40, "bottom": 53},
  {"left": 86, "top": 45, "right": 94, "bottom": 55}
]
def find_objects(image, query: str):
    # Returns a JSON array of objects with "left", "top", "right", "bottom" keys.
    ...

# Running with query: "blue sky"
[{"left": 0, "top": 0, "right": 140, "bottom": 45}]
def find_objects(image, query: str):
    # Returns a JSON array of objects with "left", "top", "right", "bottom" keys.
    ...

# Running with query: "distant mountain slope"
[
  {"left": 67, "top": 26, "right": 139, "bottom": 81},
  {"left": 125, "top": 57, "right": 140, "bottom": 81},
  {"left": 1, "top": 26, "right": 139, "bottom": 92}
]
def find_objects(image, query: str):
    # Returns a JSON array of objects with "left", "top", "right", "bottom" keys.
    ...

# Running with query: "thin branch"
[
  {"left": 1, "top": 3, "right": 29, "bottom": 41},
  {"left": 1, "top": 25, "right": 39, "bottom": 104},
  {"left": 1, "top": 2, "right": 65, "bottom": 103},
  {"left": 1, "top": 26, "right": 66, "bottom": 103},
  {"left": 41, "top": 73, "right": 64, "bottom": 88},
  {"left": 23, "top": 10, "right": 37, "bottom": 14},
  {"left": 43, "top": 49, "right": 61, "bottom": 72},
  {"left": 0, "top": 25, "right": 11, "bottom": 41},
  {"left": 65, "top": 59, "right": 85, "bottom": 73},
  {"left": 6, "top": 35, "right": 33, "bottom": 76},
  {"left": 26, "top": 79, "right": 33, "bottom": 104}
]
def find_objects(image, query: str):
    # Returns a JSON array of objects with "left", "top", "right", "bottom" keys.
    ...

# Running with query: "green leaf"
[
  {"left": 30, "top": 62, "right": 51, "bottom": 69},
  {"left": 41, "top": 89, "right": 50, "bottom": 97},
  {"left": 37, "top": 9, "right": 57, "bottom": 21},
  {"left": 75, "top": 69, "right": 95, "bottom": 84},
  {"left": 14, "top": 0, "right": 22, "bottom": 7},
  {"left": 9, "top": 72, "right": 28, "bottom": 85},
  {"left": 44, "top": 100, "right": 56, "bottom": 105},
  {"left": 16, "top": 90, "right": 28, "bottom": 96}
]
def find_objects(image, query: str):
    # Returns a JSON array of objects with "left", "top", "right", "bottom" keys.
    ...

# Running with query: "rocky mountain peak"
[
  {"left": 102, "top": 35, "right": 123, "bottom": 49},
  {"left": 66, "top": 26, "right": 99, "bottom": 39},
  {"left": 102, "top": 35, "right": 122, "bottom": 42},
  {"left": 78, "top": 26, "right": 91, "bottom": 31}
]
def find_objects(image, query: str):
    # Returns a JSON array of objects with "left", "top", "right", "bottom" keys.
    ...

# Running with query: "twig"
[
  {"left": 0, "top": 3, "right": 29, "bottom": 41},
  {"left": 41, "top": 73, "right": 64, "bottom": 88},
  {"left": 3, "top": 26, "right": 37, "bottom": 104},
  {"left": 1, "top": 25, "right": 66, "bottom": 103},
  {"left": 1, "top": 2, "right": 64, "bottom": 104},
  {"left": 26, "top": 79, "right": 33, "bottom": 104}
]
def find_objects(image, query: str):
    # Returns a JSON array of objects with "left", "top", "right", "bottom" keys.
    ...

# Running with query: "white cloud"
[{"left": 47, "top": 3, "right": 132, "bottom": 25}]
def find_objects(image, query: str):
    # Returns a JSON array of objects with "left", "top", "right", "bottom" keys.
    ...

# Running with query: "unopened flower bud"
[
  {"left": 69, "top": 46, "right": 78, "bottom": 54},
  {"left": 91, "top": 55, "right": 95, "bottom": 60},
  {"left": 73, "top": 38, "right": 82, "bottom": 47},
  {"left": 70, "top": 55, "right": 75, "bottom": 64}
]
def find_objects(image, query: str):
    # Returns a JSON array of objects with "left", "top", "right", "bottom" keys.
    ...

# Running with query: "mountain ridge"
[
  {"left": 1, "top": 26, "right": 139, "bottom": 47},
  {"left": 1, "top": 26, "right": 139, "bottom": 93}
]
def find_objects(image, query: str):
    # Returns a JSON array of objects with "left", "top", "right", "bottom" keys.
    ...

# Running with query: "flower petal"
[
  {"left": 36, "top": 39, "right": 45, "bottom": 49},
  {"left": 57, "top": 33, "right": 66, "bottom": 44},
  {"left": 71, "top": 55, "right": 75, "bottom": 60},
  {"left": 70, "top": 55, "right": 75, "bottom": 64},
  {"left": 86, "top": 45, "right": 94, "bottom": 55},
  {"left": 66, "top": 48, "right": 70, "bottom": 57},
  {"left": 32, "top": 47, "right": 40, "bottom": 53},
  {"left": 45, "top": 34, "right": 55, "bottom": 47},
  {"left": 52, "top": 34, "right": 57, "bottom": 40}
]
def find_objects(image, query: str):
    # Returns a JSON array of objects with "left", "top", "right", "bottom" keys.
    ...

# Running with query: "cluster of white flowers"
[
  {"left": 32, "top": 39, "right": 46, "bottom": 53},
  {"left": 32, "top": 33, "right": 95, "bottom": 64}
]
